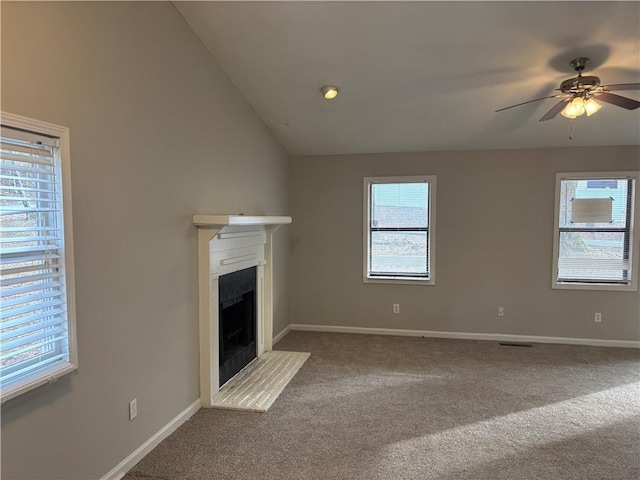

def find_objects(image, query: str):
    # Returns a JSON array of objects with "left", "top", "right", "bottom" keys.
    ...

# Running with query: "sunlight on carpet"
[{"left": 375, "top": 381, "right": 640, "bottom": 477}]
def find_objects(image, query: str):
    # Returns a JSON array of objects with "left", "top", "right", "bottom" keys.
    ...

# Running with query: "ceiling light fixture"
[
  {"left": 584, "top": 97, "right": 602, "bottom": 116},
  {"left": 561, "top": 97, "right": 585, "bottom": 119},
  {"left": 560, "top": 96, "right": 603, "bottom": 119},
  {"left": 321, "top": 85, "right": 339, "bottom": 99}
]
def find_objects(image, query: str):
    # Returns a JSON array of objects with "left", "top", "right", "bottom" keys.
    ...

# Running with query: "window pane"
[
  {"left": 559, "top": 179, "right": 628, "bottom": 228},
  {"left": 558, "top": 231, "right": 628, "bottom": 281},
  {"left": 370, "top": 231, "right": 427, "bottom": 275},
  {"left": 587, "top": 180, "right": 618, "bottom": 189},
  {"left": 371, "top": 183, "right": 428, "bottom": 228}
]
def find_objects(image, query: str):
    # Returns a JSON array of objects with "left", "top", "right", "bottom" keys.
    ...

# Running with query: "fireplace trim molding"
[{"left": 193, "top": 214, "right": 291, "bottom": 407}]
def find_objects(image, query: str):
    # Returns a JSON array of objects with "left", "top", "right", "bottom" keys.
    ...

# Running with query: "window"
[
  {"left": 552, "top": 171, "right": 639, "bottom": 291},
  {"left": 363, "top": 175, "right": 436, "bottom": 284},
  {"left": 1, "top": 113, "right": 77, "bottom": 402}
]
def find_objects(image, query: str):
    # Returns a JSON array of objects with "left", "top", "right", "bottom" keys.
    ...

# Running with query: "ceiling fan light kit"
[
  {"left": 496, "top": 57, "right": 640, "bottom": 136},
  {"left": 560, "top": 97, "right": 602, "bottom": 119}
]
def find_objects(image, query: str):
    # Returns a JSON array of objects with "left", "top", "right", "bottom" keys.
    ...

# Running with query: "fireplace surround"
[{"left": 193, "top": 214, "right": 291, "bottom": 407}]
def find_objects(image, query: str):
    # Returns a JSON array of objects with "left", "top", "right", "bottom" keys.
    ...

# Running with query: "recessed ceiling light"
[{"left": 321, "top": 86, "right": 339, "bottom": 99}]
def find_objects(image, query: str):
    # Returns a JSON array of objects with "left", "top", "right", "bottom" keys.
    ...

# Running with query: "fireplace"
[
  {"left": 193, "top": 214, "right": 292, "bottom": 407},
  {"left": 219, "top": 267, "right": 257, "bottom": 386}
]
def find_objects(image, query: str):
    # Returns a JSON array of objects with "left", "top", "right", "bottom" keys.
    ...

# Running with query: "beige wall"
[
  {"left": 1, "top": 3, "right": 290, "bottom": 479},
  {"left": 291, "top": 147, "right": 640, "bottom": 341}
]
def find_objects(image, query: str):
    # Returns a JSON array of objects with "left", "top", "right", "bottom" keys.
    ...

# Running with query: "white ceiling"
[{"left": 176, "top": 1, "right": 640, "bottom": 156}]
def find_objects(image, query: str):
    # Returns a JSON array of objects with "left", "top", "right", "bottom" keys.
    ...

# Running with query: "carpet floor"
[{"left": 124, "top": 331, "right": 640, "bottom": 480}]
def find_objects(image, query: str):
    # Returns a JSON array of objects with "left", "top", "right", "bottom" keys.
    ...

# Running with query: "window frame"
[
  {"left": 551, "top": 171, "right": 639, "bottom": 292},
  {"left": 363, "top": 175, "right": 436, "bottom": 285},
  {"left": 1, "top": 112, "right": 78, "bottom": 402}
]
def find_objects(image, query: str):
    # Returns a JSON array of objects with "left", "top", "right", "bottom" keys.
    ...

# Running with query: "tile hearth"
[{"left": 212, "top": 351, "right": 310, "bottom": 412}]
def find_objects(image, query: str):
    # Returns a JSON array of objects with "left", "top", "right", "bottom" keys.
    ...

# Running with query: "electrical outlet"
[
  {"left": 498, "top": 307, "right": 505, "bottom": 317},
  {"left": 393, "top": 304, "right": 400, "bottom": 314},
  {"left": 595, "top": 312, "right": 602, "bottom": 323},
  {"left": 129, "top": 398, "right": 137, "bottom": 421}
]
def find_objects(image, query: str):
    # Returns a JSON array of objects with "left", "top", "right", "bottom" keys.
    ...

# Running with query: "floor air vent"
[{"left": 499, "top": 342, "right": 533, "bottom": 348}]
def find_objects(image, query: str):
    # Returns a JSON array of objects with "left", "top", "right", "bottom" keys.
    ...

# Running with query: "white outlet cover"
[{"left": 129, "top": 399, "right": 137, "bottom": 420}]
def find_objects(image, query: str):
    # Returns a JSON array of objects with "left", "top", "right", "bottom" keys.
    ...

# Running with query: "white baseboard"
[
  {"left": 273, "top": 325, "right": 292, "bottom": 345},
  {"left": 100, "top": 399, "right": 201, "bottom": 480},
  {"left": 290, "top": 324, "right": 640, "bottom": 348}
]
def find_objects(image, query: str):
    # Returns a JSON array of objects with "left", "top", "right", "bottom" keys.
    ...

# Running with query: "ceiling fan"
[{"left": 496, "top": 57, "right": 640, "bottom": 122}]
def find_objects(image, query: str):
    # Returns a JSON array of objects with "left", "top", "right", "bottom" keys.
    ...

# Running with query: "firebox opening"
[{"left": 219, "top": 266, "right": 257, "bottom": 386}]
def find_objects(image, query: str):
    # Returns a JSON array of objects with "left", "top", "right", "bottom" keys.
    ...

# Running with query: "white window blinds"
[{"left": 1, "top": 123, "right": 76, "bottom": 400}]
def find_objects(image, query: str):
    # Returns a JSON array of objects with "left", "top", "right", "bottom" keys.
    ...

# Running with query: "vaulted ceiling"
[{"left": 176, "top": 1, "right": 640, "bottom": 156}]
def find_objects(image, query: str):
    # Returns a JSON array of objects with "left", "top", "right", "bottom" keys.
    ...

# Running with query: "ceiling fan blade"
[
  {"left": 601, "top": 83, "right": 640, "bottom": 92},
  {"left": 495, "top": 94, "right": 564, "bottom": 112},
  {"left": 595, "top": 92, "right": 640, "bottom": 110},
  {"left": 539, "top": 99, "right": 570, "bottom": 121}
]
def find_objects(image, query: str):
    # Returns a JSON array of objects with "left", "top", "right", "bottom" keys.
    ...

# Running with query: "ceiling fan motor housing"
[{"left": 559, "top": 75, "right": 601, "bottom": 94}]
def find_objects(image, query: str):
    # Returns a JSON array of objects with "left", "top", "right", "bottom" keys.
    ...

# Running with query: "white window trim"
[
  {"left": 551, "top": 171, "right": 639, "bottom": 292},
  {"left": 363, "top": 175, "right": 436, "bottom": 285},
  {"left": 1, "top": 112, "right": 78, "bottom": 403}
]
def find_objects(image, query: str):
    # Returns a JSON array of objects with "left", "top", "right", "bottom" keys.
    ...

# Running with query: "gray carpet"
[{"left": 124, "top": 331, "right": 640, "bottom": 480}]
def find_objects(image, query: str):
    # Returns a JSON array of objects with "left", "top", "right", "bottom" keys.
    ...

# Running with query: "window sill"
[
  {"left": 552, "top": 282, "right": 637, "bottom": 292},
  {"left": 1, "top": 362, "right": 77, "bottom": 404},
  {"left": 364, "top": 276, "right": 435, "bottom": 286}
]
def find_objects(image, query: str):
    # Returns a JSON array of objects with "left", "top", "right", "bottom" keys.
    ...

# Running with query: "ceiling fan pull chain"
[{"left": 569, "top": 119, "right": 573, "bottom": 140}]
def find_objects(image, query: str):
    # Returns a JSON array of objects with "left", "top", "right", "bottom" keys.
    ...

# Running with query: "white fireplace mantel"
[
  {"left": 193, "top": 214, "right": 291, "bottom": 407},
  {"left": 193, "top": 214, "right": 292, "bottom": 228}
]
